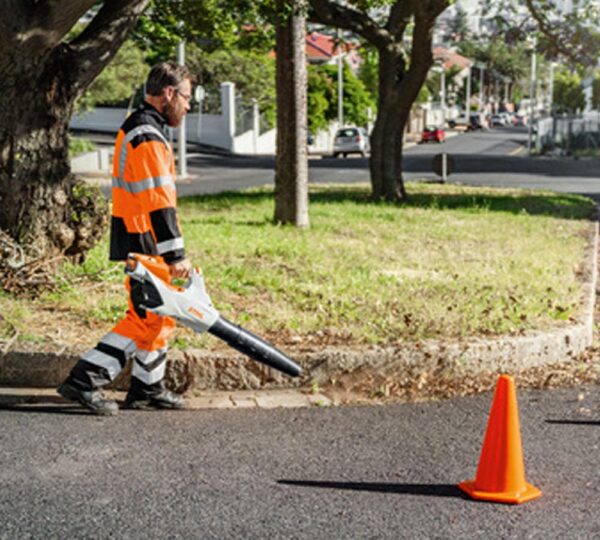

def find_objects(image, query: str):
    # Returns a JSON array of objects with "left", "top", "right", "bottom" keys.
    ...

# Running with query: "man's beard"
[{"left": 164, "top": 101, "right": 181, "bottom": 127}]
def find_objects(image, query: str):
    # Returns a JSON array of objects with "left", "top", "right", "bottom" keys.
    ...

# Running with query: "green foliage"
[
  {"left": 357, "top": 44, "right": 378, "bottom": 99},
  {"left": 307, "top": 65, "right": 332, "bottom": 133},
  {"left": 133, "top": 0, "right": 275, "bottom": 62},
  {"left": 592, "top": 73, "right": 600, "bottom": 110},
  {"left": 445, "top": 5, "right": 470, "bottom": 42},
  {"left": 553, "top": 68, "right": 585, "bottom": 114},
  {"left": 307, "top": 63, "right": 375, "bottom": 133},
  {"left": 458, "top": 37, "right": 528, "bottom": 84},
  {"left": 483, "top": 0, "right": 600, "bottom": 69},
  {"left": 76, "top": 40, "right": 149, "bottom": 110},
  {"left": 186, "top": 44, "right": 276, "bottom": 125},
  {"left": 68, "top": 137, "right": 96, "bottom": 158},
  {"left": 416, "top": 84, "right": 430, "bottom": 104}
]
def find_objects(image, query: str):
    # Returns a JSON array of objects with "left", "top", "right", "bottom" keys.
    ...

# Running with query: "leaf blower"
[{"left": 125, "top": 253, "right": 302, "bottom": 378}]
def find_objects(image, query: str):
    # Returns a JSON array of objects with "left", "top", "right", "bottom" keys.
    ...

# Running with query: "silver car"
[{"left": 333, "top": 127, "right": 370, "bottom": 158}]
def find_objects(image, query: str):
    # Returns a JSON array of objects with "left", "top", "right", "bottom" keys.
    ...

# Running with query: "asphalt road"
[
  {"left": 0, "top": 386, "right": 598, "bottom": 538},
  {"left": 178, "top": 127, "right": 600, "bottom": 202}
]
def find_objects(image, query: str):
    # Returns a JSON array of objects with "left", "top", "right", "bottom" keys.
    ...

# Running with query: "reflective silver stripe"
[
  {"left": 135, "top": 348, "right": 166, "bottom": 362},
  {"left": 132, "top": 349, "right": 167, "bottom": 385},
  {"left": 132, "top": 361, "right": 166, "bottom": 385},
  {"left": 99, "top": 332, "right": 136, "bottom": 355},
  {"left": 82, "top": 349, "right": 122, "bottom": 381},
  {"left": 112, "top": 174, "right": 175, "bottom": 194},
  {"left": 118, "top": 124, "right": 171, "bottom": 181},
  {"left": 156, "top": 237, "right": 184, "bottom": 254}
]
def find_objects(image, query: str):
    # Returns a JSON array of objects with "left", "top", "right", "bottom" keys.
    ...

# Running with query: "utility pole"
[
  {"left": 177, "top": 40, "right": 187, "bottom": 178},
  {"left": 478, "top": 63, "right": 486, "bottom": 112},
  {"left": 528, "top": 36, "right": 537, "bottom": 155},
  {"left": 337, "top": 28, "right": 344, "bottom": 128},
  {"left": 465, "top": 63, "right": 472, "bottom": 123},
  {"left": 548, "top": 62, "right": 556, "bottom": 115},
  {"left": 441, "top": 67, "right": 446, "bottom": 127}
]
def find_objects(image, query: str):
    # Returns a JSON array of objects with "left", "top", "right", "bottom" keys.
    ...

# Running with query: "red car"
[{"left": 420, "top": 125, "right": 445, "bottom": 143}]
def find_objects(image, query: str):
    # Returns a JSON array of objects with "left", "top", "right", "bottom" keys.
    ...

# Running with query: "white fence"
[
  {"left": 536, "top": 112, "right": 600, "bottom": 153},
  {"left": 70, "top": 82, "right": 276, "bottom": 156}
]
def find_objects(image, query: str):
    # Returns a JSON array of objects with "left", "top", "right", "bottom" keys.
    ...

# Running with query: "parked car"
[
  {"left": 467, "top": 113, "right": 484, "bottom": 131},
  {"left": 514, "top": 114, "right": 527, "bottom": 126},
  {"left": 420, "top": 125, "right": 445, "bottom": 143},
  {"left": 333, "top": 127, "right": 370, "bottom": 157},
  {"left": 491, "top": 114, "right": 505, "bottom": 127}
]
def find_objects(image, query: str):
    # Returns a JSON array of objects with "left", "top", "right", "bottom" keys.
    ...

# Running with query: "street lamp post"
[
  {"left": 337, "top": 28, "right": 344, "bottom": 128},
  {"left": 441, "top": 67, "right": 446, "bottom": 127},
  {"left": 177, "top": 40, "right": 187, "bottom": 178},
  {"left": 465, "top": 63, "right": 472, "bottom": 123},
  {"left": 548, "top": 62, "right": 556, "bottom": 115},
  {"left": 527, "top": 36, "right": 537, "bottom": 155},
  {"left": 478, "top": 63, "right": 486, "bottom": 112},
  {"left": 433, "top": 60, "right": 446, "bottom": 127}
]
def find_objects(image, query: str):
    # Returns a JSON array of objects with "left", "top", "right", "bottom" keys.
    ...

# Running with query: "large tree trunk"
[
  {"left": 274, "top": 0, "right": 309, "bottom": 227},
  {"left": 369, "top": 47, "right": 411, "bottom": 201},
  {"left": 0, "top": 0, "right": 148, "bottom": 274},
  {"left": 370, "top": 28, "right": 435, "bottom": 202},
  {"left": 0, "top": 53, "right": 106, "bottom": 261}
]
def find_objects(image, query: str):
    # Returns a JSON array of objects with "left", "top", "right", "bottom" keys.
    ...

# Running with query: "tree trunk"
[
  {"left": 0, "top": 51, "right": 107, "bottom": 263},
  {"left": 274, "top": 0, "right": 309, "bottom": 227},
  {"left": 369, "top": 45, "right": 432, "bottom": 202},
  {"left": 369, "top": 47, "right": 408, "bottom": 201}
]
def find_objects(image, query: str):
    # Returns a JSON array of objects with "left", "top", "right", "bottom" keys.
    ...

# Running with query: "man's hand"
[{"left": 169, "top": 258, "right": 192, "bottom": 280}]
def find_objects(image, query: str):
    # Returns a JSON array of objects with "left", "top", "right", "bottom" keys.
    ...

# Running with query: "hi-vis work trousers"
[{"left": 67, "top": 257, "right": 176, "bottom": 393}]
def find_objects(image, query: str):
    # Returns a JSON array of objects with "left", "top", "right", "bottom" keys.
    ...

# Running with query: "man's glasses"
[{"left": 175, "top": 88, "right": 192, "bottom": 102}]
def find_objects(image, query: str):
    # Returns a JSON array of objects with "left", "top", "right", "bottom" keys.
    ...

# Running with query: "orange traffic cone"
[{"left": 458, "top": 374, "right": 542, "bottom": 504}]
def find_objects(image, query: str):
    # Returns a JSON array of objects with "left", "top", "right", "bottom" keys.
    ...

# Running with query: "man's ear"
[{"left": 164, "top": 86, "right": 176, "bottom": 102}]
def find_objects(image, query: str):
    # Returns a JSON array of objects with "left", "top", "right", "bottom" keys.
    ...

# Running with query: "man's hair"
[{"left": 146, "top": 62, "right": 192, "bottom": 96}]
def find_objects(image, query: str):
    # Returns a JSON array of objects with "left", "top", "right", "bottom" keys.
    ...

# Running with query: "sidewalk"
[{"left": 0, "top": 387, "right": 332, "bottom": 411}]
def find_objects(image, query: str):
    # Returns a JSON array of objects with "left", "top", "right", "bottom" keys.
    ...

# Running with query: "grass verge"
[{"left": 0, "top": 182, "right": 596, "bottom": 353}]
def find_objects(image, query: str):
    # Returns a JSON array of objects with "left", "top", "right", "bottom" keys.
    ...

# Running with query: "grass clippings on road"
[{"left": 0, "top": 182, "right": 596, "bottom": 355}]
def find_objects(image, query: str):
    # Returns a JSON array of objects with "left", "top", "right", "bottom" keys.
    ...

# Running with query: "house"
[
  {"left": 305, "top": 31, "right": 362, "bottom": 71},
  {"left": 433, "top": 45, "right": 473, "bottom": 83}
]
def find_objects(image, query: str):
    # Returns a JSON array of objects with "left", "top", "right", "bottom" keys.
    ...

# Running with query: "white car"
[
  {"left": 333, "top": 127, "right": 370, "bottom": 158},
  {"left": 491, "top": 114, "right": 505, "bottom": 127}
]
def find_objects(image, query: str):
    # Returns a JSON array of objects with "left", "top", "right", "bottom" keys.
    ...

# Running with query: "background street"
[
  {"left": 174, "top": 127, "right": 600, "bottom": 202},
  {"left": 0, "top": 386, "right": 598, "bottom": 538}
]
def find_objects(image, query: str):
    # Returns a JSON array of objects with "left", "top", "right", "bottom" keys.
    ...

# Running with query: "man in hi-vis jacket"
[{"left": 58, "top": 63, "right": 193, "bottom": 415}]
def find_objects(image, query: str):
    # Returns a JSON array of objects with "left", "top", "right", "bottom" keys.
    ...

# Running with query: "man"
[{"left": 58, "top": 62, "right": 193, "bottom": 415}]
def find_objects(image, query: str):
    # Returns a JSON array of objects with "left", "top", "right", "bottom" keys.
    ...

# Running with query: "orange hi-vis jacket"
[{"left": 110, "top": 101, "right": 185, "bottom": 264}]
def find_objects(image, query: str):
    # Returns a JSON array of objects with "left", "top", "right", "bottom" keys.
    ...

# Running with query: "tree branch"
[
  {"left": 66, "top": 0, "right": 150, "bottom": 97},
  {"left": 407, "top": 0, "right": 449, "bottom": 72},
  {"left": 524, "top": 0, "right": 597, "bottom": 66},
  {"left": 41, "top": 1, "right": 100, "bottom": 42},
  {"left": 386, "top": 1, "right": 414, "bottom": 42},
  {"left": 407, "top": 5, "right": 437, "bottom": 79},
  {"left": 0, "top": 0, "right": 97, "bottom": 63},
  {"left": 308, "top": 0, "right": 391, "bottom": 49}
]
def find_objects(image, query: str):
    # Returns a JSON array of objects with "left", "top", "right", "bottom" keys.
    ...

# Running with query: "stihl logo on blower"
[{"left": 125, "top": 253, "right": 302, "bottom": 378}]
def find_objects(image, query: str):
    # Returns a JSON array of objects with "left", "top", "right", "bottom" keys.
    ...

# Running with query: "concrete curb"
[{"left": 0, "top": 219, "right": 597, "bottom": 395}]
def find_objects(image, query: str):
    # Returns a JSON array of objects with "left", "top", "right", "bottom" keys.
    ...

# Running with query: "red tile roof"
[
  {"left": 433, "top": 46, "right": 473, "bottom": 71},
  {"left": 306, "top": 32, "right": 350, "bottom": 60}
]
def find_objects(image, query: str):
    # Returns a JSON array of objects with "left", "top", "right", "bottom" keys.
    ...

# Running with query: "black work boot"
[
  {"left": 57, "top": 381, "right": 119, "bottom": 416},
  {"left": 123, "top": 379, "right": 185, "bottom": 410}
]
